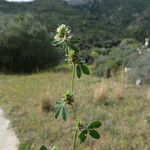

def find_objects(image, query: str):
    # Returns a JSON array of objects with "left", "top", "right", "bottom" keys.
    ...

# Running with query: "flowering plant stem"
[
  {"left": 52, "top": 24, "right": 102, "bottom": 150},
  {"left": 71, "top": 63, "right": 78, "bottom": 150},
  {"left": 72, "top": 64, "right": 76, "bottom": 93}
]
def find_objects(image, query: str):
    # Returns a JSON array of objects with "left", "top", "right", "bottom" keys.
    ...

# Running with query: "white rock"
[{"left": 0, "top": 109, "right": 19, "bottom": 150}]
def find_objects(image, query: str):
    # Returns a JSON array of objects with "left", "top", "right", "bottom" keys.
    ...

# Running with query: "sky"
[{"left": 6, "top": 0, "right": 34, "bottom": 2}]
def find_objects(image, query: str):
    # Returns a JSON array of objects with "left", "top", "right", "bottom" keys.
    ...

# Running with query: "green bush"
[
  {"left": 94, "top": 59, "right": 121, "bottom": 78},
  {"left": 0, "top": 13, "right": 61, "bottom": 73},
  {"left": 93, "top": 38, "right": 140, "bottom": 78},
  {"left": 91, "top": 50, "right": 99, "bottom": 59}
]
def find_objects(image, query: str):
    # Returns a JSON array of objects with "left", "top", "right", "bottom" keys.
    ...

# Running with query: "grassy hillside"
[
  {"left": 0, "top": 70, "right": 150, "bottom": 149},
  {"left": 0, "top": 0, "right": 149, "bottom": 49}
]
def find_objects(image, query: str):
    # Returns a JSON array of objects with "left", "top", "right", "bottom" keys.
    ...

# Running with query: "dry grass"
[
  {"left": 0, "top": 71, "right": 150, "bottom": 150},
  {"left": 146, "top": 87, "right": 150, "bottom": 100},
  {"left": 94, "top": 79, "right": 125, "bottom": 103},
  {"left": 94, "top": 81, "right": 107, "bottom": 102}
]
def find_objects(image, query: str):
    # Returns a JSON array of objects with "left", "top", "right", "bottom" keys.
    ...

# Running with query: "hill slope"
[{"left": 0, "top": 0, "right": 149, "bottom": 48}]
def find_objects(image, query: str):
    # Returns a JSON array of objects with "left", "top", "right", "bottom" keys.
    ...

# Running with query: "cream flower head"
[{"left": 54, "top": 24, "right": 73, "bottom": 44}]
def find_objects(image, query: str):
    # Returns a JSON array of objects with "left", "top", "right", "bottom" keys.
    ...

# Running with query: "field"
[{"left": 0, "top": 70, "right": 150, "bottom": 150}]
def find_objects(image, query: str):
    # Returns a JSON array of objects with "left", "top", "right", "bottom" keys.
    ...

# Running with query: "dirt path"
[{"left": 0, "top": 109, "right": 19, "bottom": 150}]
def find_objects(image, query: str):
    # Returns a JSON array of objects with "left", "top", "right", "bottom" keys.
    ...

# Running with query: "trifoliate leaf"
[{"left": 55, "top": 102, "right": 67, "bottom": 122}]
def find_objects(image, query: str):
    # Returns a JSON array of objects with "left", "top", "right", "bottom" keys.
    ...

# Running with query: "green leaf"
[
  {"left": 61, "top": 106, "right": 67, "bottom": 122},
  {"left": 79, "top": 130, "right": 88, "bottom": 143},
  {"left": 40, "top": 145, "right": 48, "bottom": 150},
  {"left": 55, "top": 102, "right": 67, "bottom": 122},
  {"left": 88, "top": 121, "right": 102, "bottom": 129},
  {"left": 89, "top": 130, "right": 100, "bottom": 139},
  {"left": 76, "top": 65, "right": 81, "bottom": 78},
  {"left": 80, "top": 65, "right": 90, "bottom": 75},
  {"left": 55, "top": 102, "right": 62, "bottom": 119},
  {"left": 52, "top": 40, "right": 59, "bottom": 46},
  {"left": 70, "top": 38, "right": 79, "bottom": 45},
  {"left": 69, "top": 44, "right": 79, "bottom": 52}
]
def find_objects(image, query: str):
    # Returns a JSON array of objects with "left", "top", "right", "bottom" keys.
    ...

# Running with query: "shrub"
[
  {"left": 93, "top": 38, "right": 142, "bottom": 79},
  {"left": 91, "top": 47, "right": 110, "bottom": 56},
  {"left": 94, "top": 58, "right": 121, "bottom": 78},
  {"left": 0, "top": 13, "right": 61, "bottom": 73},
  {"left": 95, "top": 55, "right": 110, "bottom": 66},
  {"left": 128, "top": 52, "right": 150, "bottom": 84},
  {"left": 110, "top": 38, "right": 139, "bottom": 65},
  {"left": 91, "top": 51, "right": 99, "bottom": 59}
]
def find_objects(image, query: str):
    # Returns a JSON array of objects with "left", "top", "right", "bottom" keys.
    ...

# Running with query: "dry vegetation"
[{"left": 0, "top": 71, "right": 150, "bottom": 150}]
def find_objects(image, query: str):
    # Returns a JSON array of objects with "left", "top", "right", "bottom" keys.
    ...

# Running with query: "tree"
[{"left": 0, "top": 13, "right": 60, "bottom": 73}]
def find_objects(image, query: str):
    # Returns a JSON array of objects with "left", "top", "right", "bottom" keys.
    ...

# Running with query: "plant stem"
[
  {"left": 71, "top": 64, "right": 78, "bottom": 150},
  {"left": 71, "top": 64, "right": 75, "bottom": 93},
  {"left": 71, "top": 104, "right": 78, "bottom": 150},
  {"left": 72, "top": 128, "right": 78, "bottom": 150}
]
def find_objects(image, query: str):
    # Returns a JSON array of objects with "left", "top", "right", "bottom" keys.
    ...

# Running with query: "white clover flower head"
[{"left": 54, "top": 24, "right": 73, "bottom": 43}]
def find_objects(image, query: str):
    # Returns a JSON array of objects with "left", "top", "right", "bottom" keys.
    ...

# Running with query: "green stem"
[
  {"left": 71, "top": 104, "right": 78, "bottom": 150},
  {"left": 72, "top": 128, "right": 78, "bottom": 150},
  {"left": 71, "top": 64, "right": 78, "bottom": 150},
  {"left": 71, "top": 64, "right": 75, "bottom": 93}
]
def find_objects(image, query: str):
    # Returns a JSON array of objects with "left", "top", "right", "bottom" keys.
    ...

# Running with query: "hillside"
[{"left": 0, "top": 0, "right": 149, "bottom": 49}]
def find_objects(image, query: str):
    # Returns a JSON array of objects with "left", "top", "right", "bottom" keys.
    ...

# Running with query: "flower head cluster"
[
  {"left": 54, "top": 24, "right": 73, "bottom": 44},
  {"left": 67, "top": 50, "right": 79, "bottom": 64},
  {"left": 63, "top": 91, "right": 74, "bottom": 105}
]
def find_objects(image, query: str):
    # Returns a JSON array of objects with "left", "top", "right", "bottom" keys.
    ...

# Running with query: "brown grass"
[
  {"left": 0, "top": 71, "right": 150, "bottom": 150},
  {"left": 94, "top": 81, "right": 107, "bottom": 102},
  {"left": 40, "top": 93, "right": 55, "bottom": 113},
  {"left": 94, "top": 79, "right": 125, "bottom": 103},
  {"left": 146, "top": 87, "right": 150, "bottom": 100}
]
